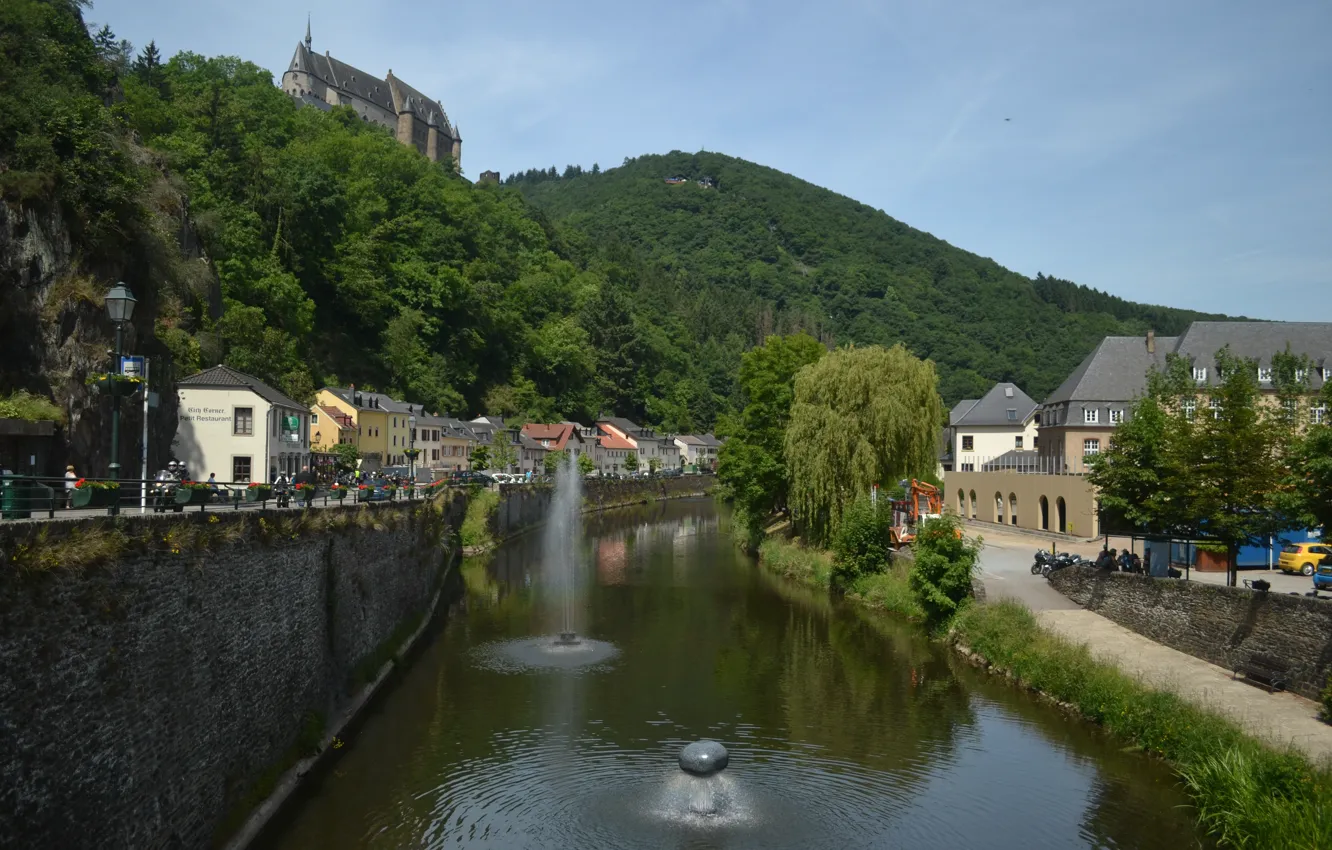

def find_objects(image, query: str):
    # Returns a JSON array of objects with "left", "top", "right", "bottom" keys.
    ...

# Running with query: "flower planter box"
[
  {"left": 71, "top": 486, "right": 119, "bottom": 508},
  {"left": 296, "top": 488, "right": 316, "bottom": 505},
  {"left": 244, "top": 486, "right": 273, "bottom": 502},
  {"left": 174, "top": 488, "right": 211, "bottom": 507},
  {"left": 329, "top": 488, "right": 348, "bottom": 501}
]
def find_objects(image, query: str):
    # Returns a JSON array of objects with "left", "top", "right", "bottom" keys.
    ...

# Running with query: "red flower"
[
  {"left": 358, "top": 484, "right": 368, "bottom": 490},
  {"left": 74, "top": 478, "right": 88, "bottom": 489}
]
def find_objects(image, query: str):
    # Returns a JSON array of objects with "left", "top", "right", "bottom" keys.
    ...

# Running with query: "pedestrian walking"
[{"left": 64, "top": 464, "right": 77, "bottom": 508}]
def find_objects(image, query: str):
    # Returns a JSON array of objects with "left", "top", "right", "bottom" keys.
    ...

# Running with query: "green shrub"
[
  {"left": 908, "top": 514, "right": 980, "bottom": 627},
  {"left": 0, "top": 390, "right": 64, "bottom": 423},
  {"left": 830, "top": 498, "right": 894, "bottom": 589}
]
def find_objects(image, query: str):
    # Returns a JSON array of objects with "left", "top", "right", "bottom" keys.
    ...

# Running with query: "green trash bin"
[{"left": 1, "top": 475, "right": 32, "bottom": 520}]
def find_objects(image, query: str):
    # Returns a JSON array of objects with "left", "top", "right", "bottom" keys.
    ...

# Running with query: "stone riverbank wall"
[
  {"left": 0, "top": 494, "right": 467, "bottom": 850},
  {"left": 493, "top": 475, "right": 712, "bottom": 539},
  {"left": 1048, "top": 566, "right": 1332, "bottom": 700}
]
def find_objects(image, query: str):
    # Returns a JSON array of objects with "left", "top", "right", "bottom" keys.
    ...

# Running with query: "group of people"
[{"left": 1095, "top": 547, "right": 1145, "bottom": 573}]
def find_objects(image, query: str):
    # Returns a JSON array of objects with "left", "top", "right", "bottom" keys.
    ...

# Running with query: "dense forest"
[
  {"left": 512, "top": 155, "right": 1234, "bottom": 403},
  {"left": 2, "top": 0, "right": 1234, "bottom": 439}
]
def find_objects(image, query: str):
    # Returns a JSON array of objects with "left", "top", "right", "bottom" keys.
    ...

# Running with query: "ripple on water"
[{"left": 470, "top": 635, "right": 620, "bottom": 673}]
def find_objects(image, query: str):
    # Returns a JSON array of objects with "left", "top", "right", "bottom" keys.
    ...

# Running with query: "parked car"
[
  {"left": 1278, "top": 543, "right": 1330, "bottom": 576},
  {"left": 1314, "top": 555, "right": 1332, "bottom": 592}
]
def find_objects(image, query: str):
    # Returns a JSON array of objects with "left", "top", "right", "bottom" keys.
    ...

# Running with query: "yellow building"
[
  {"left": 316, "top": 387, "right": 421, "bottom": 471},
  {"left": 310, "top": 403, "right": 356, "bottom": 452}
]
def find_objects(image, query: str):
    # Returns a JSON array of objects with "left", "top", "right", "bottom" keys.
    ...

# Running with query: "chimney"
[{"left": 1146, "top": 330, "right": 1156, "bottom": 354}]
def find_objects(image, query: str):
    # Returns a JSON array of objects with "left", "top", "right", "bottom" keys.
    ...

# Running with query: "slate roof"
[
  {"left": 388, "top": 74, "right": 454, "bottom": 135},
  {"left": 1173, "top": 322, "right": 1332, "bottom": 385},
  {"left": 675, "top": 435, "right": 707, "bottom": 446},
  {"left": 288, "top": 43, "right": 395, "bottom": 112},
  {"left": 180, "top": 365, "right": 307, "bottom": 410},
  {"left": 952, "top": 383, "right": 1037, "bottom": 427},
  {"left": 949, "top": 399, "right": 979, "bottom": 426},
  {"left": 322, "top": 387, "right": 414, "bottom": 414},
  {"left": 1043, "top": 335, "right": 1178, "bottom": 406}
]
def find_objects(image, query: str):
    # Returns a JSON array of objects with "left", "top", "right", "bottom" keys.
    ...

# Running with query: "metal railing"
[
  {"left": 0, "top": 475, "right": 441, "bottom": 521},
  {"left": 950, "top": 454, "right": 1095, "bottom": 475}
]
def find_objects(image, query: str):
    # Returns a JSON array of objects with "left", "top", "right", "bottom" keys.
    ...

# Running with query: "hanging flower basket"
[
  {"left": 244, "top": 484, "right": 273, "bottom": 502},
  {"left": 87, "top": 373, "right": 144, "bottom": 398},
  {"left": 71, "top": 479, "right": 120, "bottom": 508}
]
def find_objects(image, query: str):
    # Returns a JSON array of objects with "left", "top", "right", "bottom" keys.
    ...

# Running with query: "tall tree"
[
  {"left": 785, "top": 344, "right": 943, "bottom": 545},
  {"left": 581, "top": 282, "right": 641, "bottom": 415},
  {"left": 715, "top": 333, "right": 825, "bottom": 543}
]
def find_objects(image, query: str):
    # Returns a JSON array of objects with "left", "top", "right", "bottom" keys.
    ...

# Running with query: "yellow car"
[{"left": 1278, "top": 543, "right": 1330, "bottom": 576}]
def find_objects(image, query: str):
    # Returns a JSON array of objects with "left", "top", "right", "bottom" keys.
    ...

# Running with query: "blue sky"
[{"left": 92, "top": 0, "right": 1330, "bottom": 321}]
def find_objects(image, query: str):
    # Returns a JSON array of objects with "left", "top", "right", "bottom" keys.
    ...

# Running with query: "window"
[
  {"left": 393, "top": 417, "right": 398, "bottom": 427},
  {"left": 1258, "top": 367, "right": 1272, "bottom": 383},
  {"left": 431, "top": 449, "right": 439, "bottom": 461},
  {"left": 1183, "top": 399, "right": 1196, "bottom": 420},
  {"left": 232, "top": 456, "right": 252, "bottom": 482},
  {"left": 1315, "top": 405, "right": 1327, "bottom": 425},
  {"left": 1323, "top": 368, "right": 1331, "bottom": 382},
  {"left": 1084, "top": 408, "right": 1099, "bottom": 424},
  {"left": 1083, "top": 438, "right": 1100, "bottom": 456},
  {"left": 1014, "top": 436, "right": 1023, "bottom": 449},
  {"left": 1192, "top": 367, "right": 1207, "bottom": 384},
  {"left": 393, "top": 435, "right": 398, "bottom": 446},
  {"left": 1032, "top": 436, "right": 1039, "bottom": 449},
  {"left": 234, "top": 407, "right": 254, "bottom": 436},
  {"left": 960, "top": 463, "right": 975, "bottom": 472},
  {"left": 311, "top": 412, "right": 319, "bottom": 424},
  {"left": 1296, "top": 369, "right": 1307, "bottom": 383},
  {"left": 1006, "top": 409, "right": 1017, "bottom": 421},
  {"left": 1210, "top": 398, "right": 1221, "bottom": 419},
  {"left": 961, "top": 436, "right": 974, "bottom": 452},
  {"left": 1109, "top": 409, "right": 1124, "bottom": 424}
]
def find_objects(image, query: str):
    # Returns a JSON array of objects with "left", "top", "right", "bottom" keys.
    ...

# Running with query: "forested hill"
[{"left": 511, "top": 153, "right": 1235, "bottom": 403}]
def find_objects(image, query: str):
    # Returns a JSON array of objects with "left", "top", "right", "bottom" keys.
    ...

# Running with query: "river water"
[{"left": 263, "top": 498, "right": 1203, "bottom": 849}]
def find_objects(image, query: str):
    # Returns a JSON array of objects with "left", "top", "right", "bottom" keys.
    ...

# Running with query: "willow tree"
[{"left": 785, "top": 344, "right": 944, "bottom": 544}]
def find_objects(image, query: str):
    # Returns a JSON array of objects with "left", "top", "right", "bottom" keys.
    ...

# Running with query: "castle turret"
[
  {"left": 426, "top": 111, "right": 440, "bottom": 162},
  {"left": 304, "top": 14, "right": 312, "bottom": 50},
  {"left": 396, "top": 96, "right": 416, "bottom": 147},
  {"left": 451, "top": 125, "right": 462, "bottom": 170}
]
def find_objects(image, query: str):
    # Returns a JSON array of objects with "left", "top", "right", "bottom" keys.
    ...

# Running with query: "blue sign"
[{"left": 119, "top": 355, "right": 146, "bottom": 378}]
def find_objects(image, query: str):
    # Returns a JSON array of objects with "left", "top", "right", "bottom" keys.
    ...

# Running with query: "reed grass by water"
[{"left": 955, "top": 600, "right": 1332, "bottom": 850}]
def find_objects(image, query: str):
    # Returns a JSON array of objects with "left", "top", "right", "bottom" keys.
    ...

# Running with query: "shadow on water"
[{"left": 259, "top": 498, "right": 1205, "bottom": 850}]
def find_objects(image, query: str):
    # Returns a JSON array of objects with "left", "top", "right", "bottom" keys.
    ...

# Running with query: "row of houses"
[
  {"left": 941, "top": 321, "right": 1332, "bottom": 538},
  {"left": 171, "top": 367, "right": 722, "bottom": 483}
]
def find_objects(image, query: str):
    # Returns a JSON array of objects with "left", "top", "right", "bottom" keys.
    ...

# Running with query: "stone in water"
[
  {"left": 679, "top": 740, "right": 729, "bottom": 776},
  {"left": 554, "top": 632, "right": 580, "bottom": 645}
]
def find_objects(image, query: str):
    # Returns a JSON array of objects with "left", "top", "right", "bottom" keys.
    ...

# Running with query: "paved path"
[
  {"left": 1037, "top": 608, "right": 1332, "bottom": 767},
  {"left": 970, "top": 526, "right": 1084, "bottom": 612}
]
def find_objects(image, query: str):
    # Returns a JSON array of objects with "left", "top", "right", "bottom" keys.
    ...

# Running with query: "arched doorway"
[
  {"left": 1056, "top": 497, "right": 1067, "bottom": 533},
  {"left": 957, "top": 489, "right": 965, "bottom": 515},
  {"left": 994, "top": 492, "right": 1004, "bottom": 524},
  {"left": 1039, "top": 495, "right": 1049, "bottom": 530},
  {"left": 969, "top": 490, "right": 977, "bottom": 519},
  {"left": 1009, "top": 493, "right": 1018, "bottom": 525}
]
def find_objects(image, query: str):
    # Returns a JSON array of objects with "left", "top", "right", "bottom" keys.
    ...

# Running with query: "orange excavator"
[{"left": 889, "top": 479, "right": 942, "bottom": 548}]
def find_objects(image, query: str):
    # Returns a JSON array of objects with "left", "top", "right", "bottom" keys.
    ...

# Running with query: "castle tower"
[
  {"left": 396, "top": 96, "right": 416, "bottom": 148},
  {"left": 451, "top": 126, "right": 462, "bottom": 170},
  {"left": 304, "top": 14, "right": 311, "bottom": 50},
  {"left": 426, "top": 111, "right": 440, "bottom": 161}
]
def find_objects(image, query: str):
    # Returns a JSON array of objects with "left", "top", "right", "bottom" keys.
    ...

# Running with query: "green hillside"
[{"left": 512, "top": 153, "right": 1234, "bottom": 403}]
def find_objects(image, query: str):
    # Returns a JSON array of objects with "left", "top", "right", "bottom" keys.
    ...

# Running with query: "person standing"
[{"left": 64, "top": 464, "right": 77, "bottom": 508}]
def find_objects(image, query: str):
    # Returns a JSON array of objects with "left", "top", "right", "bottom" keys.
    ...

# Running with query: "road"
[{"left": 970, "top": 526, "right": 1093, "bottom": 611}]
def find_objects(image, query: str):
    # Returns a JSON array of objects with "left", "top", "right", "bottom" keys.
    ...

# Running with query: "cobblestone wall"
[
  {"left": 0, "top": 495, "right": 465, "bottom": 849},
  {"left": 1048, "top": 566, "right": 1332, "bottom": 699}
]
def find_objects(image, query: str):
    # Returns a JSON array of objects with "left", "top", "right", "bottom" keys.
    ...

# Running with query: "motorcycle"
[
  {"left": 1041, "top": 552, "right": 1083, "bottom": 578},
  {"left": 1031, "top": 549, "right": 1056, "bottom": 575},
  {"left": 151, "top": 462, "right": 185, "bottom": 513},
  {"left": 274, "top": 478, "right": 292, "bottom": 508}
]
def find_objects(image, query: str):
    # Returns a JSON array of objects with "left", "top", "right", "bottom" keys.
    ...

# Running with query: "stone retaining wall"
[
  {"left": 493, "top": 476, "right": 711, "bottom": 538},
  {"left": 0, "top": 495, "right": 466, "bottom": 849},
  {"left": 1048, "top": 566, "right": 1332, "bottom": 699}
]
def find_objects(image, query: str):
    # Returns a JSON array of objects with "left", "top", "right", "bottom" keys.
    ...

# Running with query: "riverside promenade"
[{"left": 971, "top": 524, "right": 1332, "bottom": 767}]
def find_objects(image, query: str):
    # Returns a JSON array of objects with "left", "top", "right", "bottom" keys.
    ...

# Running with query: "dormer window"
[
  {"left": 1258, "top": 367, "right": 1272, "bottom": 383},
  {"left": 1295, "top": 369, "right": 1307, "bottom": 383},
  {"left": 1084, "top": 408, "right": 1099, "bottom": 424},
  {"left": 1192, "top": 367, "right": 1207, "bottom": 384},
  {"left": 1006, "top": 409, "right": 1017, "bottom": 421}
]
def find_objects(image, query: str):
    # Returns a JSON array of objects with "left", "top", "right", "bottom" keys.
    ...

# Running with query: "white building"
[
  {"left": 173, "top": 365, "right": 311, "bottom": 483},
  {"left": 674, "top": 434, "right": 722, "bottom": 470},
  {"left": 949, "top": 383, "right": 1040, "bottom": 472}
]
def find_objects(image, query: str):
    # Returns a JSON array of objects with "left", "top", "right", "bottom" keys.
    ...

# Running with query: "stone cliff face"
[{"left": 0, "top": 188, "right": 215, "bottom": 476}]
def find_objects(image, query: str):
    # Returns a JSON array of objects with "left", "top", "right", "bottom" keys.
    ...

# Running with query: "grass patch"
[
  {"left": 460, "top": 487, "right": 500, "bottom": 549},
  {"left": 846, "top": 560, "right": 924, "bottom": 621},
  {"left": 955, "top": 600, "right": 1332, "bottom": 849},
  {"left": 757, "top": 536, "right": 833, "bottom": 587}
]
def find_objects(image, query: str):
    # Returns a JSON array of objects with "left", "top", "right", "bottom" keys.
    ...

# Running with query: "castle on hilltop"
[{"left": 281, "top": 20, "right": 461, "bottom": 169}]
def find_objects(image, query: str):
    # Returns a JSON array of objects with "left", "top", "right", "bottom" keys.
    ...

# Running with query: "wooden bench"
[{"left": 1233, "top": 653, "right": 1291, "bottom": 693}]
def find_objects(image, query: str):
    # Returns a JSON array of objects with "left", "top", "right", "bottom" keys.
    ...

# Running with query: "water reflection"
[{"left": 261, "top": 499, "right": 1202, "bottom": 850}]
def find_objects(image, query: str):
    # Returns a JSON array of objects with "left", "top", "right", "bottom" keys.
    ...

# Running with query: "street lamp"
[
  {"left": 104, "top": 283, "right": 136, "bottom": 511},
  {"left": 407, "top": 405, "right": 417, "bottom": 497}
]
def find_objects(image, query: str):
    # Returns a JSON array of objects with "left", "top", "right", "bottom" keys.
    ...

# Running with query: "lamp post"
[
  {"left": 408, "top": 406, "right": 417, "bottom": 498},
  {"left": 104, "top": 283, "right": 137, "bottom": 514}
]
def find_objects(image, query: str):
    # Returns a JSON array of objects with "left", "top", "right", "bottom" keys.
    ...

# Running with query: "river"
[{"left": 261, "top": 498, "right": 1203, "bottom": 849}]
